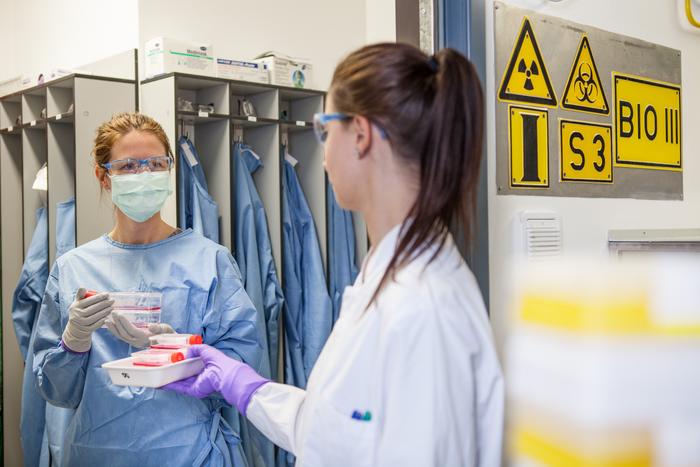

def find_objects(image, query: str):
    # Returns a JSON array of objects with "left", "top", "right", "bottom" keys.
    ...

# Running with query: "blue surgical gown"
[
  {"left": 55, "top": 197, "right": 75, "bottom": 259},
  {"left": 12, "top": 207, "right": 48, "bottom": 360},
  {"left": 233, "top": 143, "right": 284, "bottom": 380},
  {"left": 178, "top": 136, "right": 220, "bottom": 243},
  {"left": 326, "top": 184, "right": 358, "bottom": 324},
  {"left": 19, "top": 199, "right": 77, "bottom": 467},
  {"left": 281, "top": 156, "right": 332, "bottom": 389},
  {"left": 43, "top": 197, "right": 78, "bottom": 466},
  {"left": 32, "top": 229, "right": 262, "bottom": 467},
  {"left": 233, "top": 143, "right": 283, "bottom": 467},
  {"left": 277, "top": 155, "right": 333, "bottom": 467},
  {"left": 13, "top": 207, "right": 49, "bottom": 467}
]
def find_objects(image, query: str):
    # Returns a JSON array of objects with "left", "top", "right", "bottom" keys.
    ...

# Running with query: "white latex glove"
[
  {"left": 105, "top": 312, "right": 175, "bottom": 348},
  {"left": 62, "top": 288, "right": 114, "bottom": 353}
]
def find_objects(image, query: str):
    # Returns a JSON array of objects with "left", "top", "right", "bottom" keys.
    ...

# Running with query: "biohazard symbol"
[
  {"left": 562, "top": 36, "right": 609, "bottom": 115},
  {"left": 574, "top": 63, "right": 598, "bottom": 103},
  {"left": 499, "top": 17, "right": 557, "bottom": 107}
]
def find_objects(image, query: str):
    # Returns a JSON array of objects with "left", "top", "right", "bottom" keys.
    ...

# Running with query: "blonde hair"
[{"left": 93, "top": 112, "right": 172, "bottom": 168}]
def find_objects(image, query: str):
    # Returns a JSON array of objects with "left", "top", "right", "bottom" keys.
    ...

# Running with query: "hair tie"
[{"left": 427, "top": 56, "right": 439, "bottom": 73}]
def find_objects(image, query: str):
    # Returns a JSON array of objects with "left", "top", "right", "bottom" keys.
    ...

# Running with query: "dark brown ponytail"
[{"left": 330, "top": 43, "right": 484, "bottom": 306}]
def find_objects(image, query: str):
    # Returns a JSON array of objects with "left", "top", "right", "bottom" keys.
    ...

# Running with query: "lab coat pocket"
[
  {"left": 160, "top": 285, "right": 207, "bottom": 334},
  {"left": 303, "top": 394, "right": 375, "bottom": 467}
]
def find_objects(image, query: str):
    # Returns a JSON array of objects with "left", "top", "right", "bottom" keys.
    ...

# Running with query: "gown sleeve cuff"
[{"left": 60, "top": 339, "right": 90, "bottom": 355}]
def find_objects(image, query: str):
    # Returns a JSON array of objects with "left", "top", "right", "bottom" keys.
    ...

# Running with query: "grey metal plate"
[{"left": 494, "top": 1, "right": 682, "bottom": 200}]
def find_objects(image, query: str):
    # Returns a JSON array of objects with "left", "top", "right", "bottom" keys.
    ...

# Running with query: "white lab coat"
[{"left": 247, "top": 224, "right": 504, "bottom": 466}]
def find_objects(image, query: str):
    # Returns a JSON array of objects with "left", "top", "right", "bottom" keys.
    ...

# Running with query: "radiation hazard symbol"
[
  {"left": 561, "top": 36, "right": 609, "bottom": 115},
  {"left": 499, "top": 17, "right": 557, "bottom": 107}
]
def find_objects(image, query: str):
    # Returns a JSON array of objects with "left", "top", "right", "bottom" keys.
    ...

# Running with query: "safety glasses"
[
  {"left": 313, "top": 112, "right": 352, "bottom": 143},
  {"left": 313, "top": 112, "right": 389, "bottom": 144},
  {"left": 101, "top": 155, "right": 173, "bottom": 175}
]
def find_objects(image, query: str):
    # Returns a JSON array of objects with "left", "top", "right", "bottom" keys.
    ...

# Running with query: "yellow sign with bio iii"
[
  {"left": 509, "top": 105, "right": 549, "bottom": 187},
  {"left": 559, "top": 119, "right": 613, "bottom": 183},
  {"left": 614, "top": 73, "right": 682, "bottom": 170}
]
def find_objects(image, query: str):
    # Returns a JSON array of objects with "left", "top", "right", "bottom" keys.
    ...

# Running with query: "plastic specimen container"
[
  {"left": 149, "top": 333, "right": 203, "bottom": 349},
  {"left": 131, "top": 349, "right": 186, "bottom": 367},
  {"left": 87, "top": 290, "right": 162, "bottom": 329},
  {"left": 102, "top": 356, "right": 204, "bottom": 388}
]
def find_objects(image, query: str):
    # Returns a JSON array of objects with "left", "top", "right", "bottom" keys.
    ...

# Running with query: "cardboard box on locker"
[
  {"left": 45, "top": 68, "right": 86, "bottom": 82},
  {"left": 254, "top": 52, "right": 313, "bottom": 89},
  {"left": 21, "top": 74, "right": 39, "bottom": 89},
  {"left": 145, "top": 37, "right": 215, "bottom": 78},
  {"left": 216, "top": 58, "right": 269, "bottom": 84},
  {"left": 0, "top": 76, "right": 22, "bottom": 96}
]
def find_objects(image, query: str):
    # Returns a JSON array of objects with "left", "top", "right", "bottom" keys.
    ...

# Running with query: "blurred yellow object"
[
  {"left": 514, "top": 425, "right": 651, "bottom": 467},
  {"left": 520, "top": 293, "right": 700, "bottom": 336},
  {"left": 686, "top": 0, "right": 700, "bottom": 28},
  {"left": 507, "top": 256, "right": 700, "bottom": 467}
]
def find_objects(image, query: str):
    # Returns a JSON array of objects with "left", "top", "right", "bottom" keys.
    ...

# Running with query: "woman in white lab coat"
[{"left": 166, "top": 42, "right": 504, "bottom": 466}]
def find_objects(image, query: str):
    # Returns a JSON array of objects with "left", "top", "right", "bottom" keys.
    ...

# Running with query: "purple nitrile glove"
[{"left": 162, "top": 344, "right": 269, "bottom": 416}]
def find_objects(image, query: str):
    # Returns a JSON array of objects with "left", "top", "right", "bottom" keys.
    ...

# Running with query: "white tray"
[{"left": 102, "top": 356, "right": 204, "bottom": 388}]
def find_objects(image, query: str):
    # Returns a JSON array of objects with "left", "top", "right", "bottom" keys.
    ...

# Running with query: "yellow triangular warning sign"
[
  {"left": 498, "top": 17, "right": 557, "bottom": 107},
  {"left": 561, "top": 35, "right": 609, "bottom": 115}
]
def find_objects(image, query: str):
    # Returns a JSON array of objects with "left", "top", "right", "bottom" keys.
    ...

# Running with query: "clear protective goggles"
[
  {"left": 313, "top": 112, "right": 352, "bottom": 143},
  {"left": 101, "top": 155, "right": 173, "bottom": 175},
  {"left": 313, "top": 112, "right": 389, "bottom": 144}
]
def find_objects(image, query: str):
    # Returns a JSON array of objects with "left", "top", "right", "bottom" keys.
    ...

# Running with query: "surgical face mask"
[{"left": 109, "top": 171, "right": 172, "bottom": 223}]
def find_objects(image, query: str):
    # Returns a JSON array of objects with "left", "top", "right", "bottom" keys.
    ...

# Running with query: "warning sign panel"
[
  {"left": 614, "top": 73, "right": 681, "bottom": 170},
  {"left": 561, "top": 36, "right": 609, "bottom": 115},
  {"left": 509, "top": 105, "right": 549, "bottom": 187},
  {"left": 559, "top": 119, "right": 612, "bottom": 183},
  {"left": 499, "top": 18, "right": 557, "bottom": 107},
  {"left": 495, "top": 2, "right": 682, "bottom": 200}
]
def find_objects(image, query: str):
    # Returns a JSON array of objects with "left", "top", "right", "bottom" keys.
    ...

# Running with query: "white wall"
[
  {"left": 486, "top": 0, "right": 700, "bottom": 352},
  {"left": 0, "top": 0, "right": 376, "bottom": 91},
  {"left": 366, "top": 0, "right": 397, "bottom": 44},
  {"left": 0, "top": 0, "right": 138, "bottom": 82},
  {"left": 0, "top": 0, "right": 18, "bottom": 81},
  {"left": 138, "top": 0, "right": 368, "bottom": 90}
]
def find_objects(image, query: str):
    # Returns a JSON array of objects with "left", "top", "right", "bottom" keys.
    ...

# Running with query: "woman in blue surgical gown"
[{"left": 32, "top": 112, "right": 261, "bottom": 466}]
